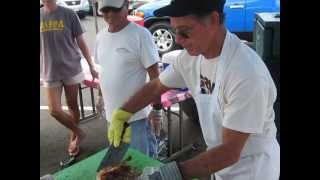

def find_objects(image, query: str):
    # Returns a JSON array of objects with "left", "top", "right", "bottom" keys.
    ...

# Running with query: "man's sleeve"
[
  {"left": 71, "top": 11, "right": 84, "bottom": 39},
  {"left": 159, "top": 56, "right": 187, "bottom": 89},
  {"left": 139, "top": 29, "right": 160, "bottom": 68},
  {"left": 222, "top": 76, "right": 268, "bottom": 134}
]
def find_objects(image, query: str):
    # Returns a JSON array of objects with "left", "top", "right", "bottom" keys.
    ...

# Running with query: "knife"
[{"left": 97, "top": 122, "right": 130, "bottom": 172}]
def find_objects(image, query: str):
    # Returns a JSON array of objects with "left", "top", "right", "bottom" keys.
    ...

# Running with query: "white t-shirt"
[
  {"left": 95, "top": 22, "right": 160, "bottom": 123},
  {"left": 160, "top": 31, "right": 277, "bottom": 137},
  {"left": 200, "top": 57, "right": 219, "bottom": 95}
]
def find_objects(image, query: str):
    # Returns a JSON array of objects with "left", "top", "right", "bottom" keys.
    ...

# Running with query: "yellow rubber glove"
[{"left": 108, "top": 109, "right": 133, "bottom": 147}]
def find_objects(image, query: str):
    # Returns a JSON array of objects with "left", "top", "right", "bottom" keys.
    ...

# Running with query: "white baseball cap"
[{"left": 100, "top": 0, "right": 126, "bottom": 10}]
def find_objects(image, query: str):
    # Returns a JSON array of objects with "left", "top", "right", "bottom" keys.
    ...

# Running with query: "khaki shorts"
[{"left": 42, "top": 72, "right": 85, "bottom": 88}]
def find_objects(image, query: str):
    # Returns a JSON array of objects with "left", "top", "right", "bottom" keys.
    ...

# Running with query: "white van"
[
  {"left": 56, "top": 0, "right": 90, "bottom": 19},
  {"left": 40, "top": 0, "right": 90, "bottom": 19},
  {"left": 90, "top": 0, "right": 152, "bottom": 16}
]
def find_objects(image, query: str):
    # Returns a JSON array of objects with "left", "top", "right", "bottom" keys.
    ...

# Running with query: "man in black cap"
[{"left": 113, "top": 0, "right": 280, "bottom": 179}]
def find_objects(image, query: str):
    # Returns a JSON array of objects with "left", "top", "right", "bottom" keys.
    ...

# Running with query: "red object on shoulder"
[{"left": 127, "top": 15, "right": 144, "bottom": 27}]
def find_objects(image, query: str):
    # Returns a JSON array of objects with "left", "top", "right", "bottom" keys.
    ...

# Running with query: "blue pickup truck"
[{"left": 133, "top": 0, "right": 280, "bottom": 55}]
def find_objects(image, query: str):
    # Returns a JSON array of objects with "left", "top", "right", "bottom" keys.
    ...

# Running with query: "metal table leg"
[
  {"left": 179, "top": 102, "right": 183, "bottom": 150},
  {"left": 90, "top": 87, "right": 96, "bottom": 114},
  {"left": 167, "top": 106, "right": 173, "bottom": 157},
  {"left": 78, "top": 84, "right": 85, "bottom": 119},
  {"left": 78, "top": 84, "right": 98, "bottom": 122}
]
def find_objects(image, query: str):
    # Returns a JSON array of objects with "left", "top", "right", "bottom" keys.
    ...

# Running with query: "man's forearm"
[
  {"left": 122, "top": 79, "right": 168, "bottom": 113},
  {"left": 147, "top": 63, "right": 161, "bottom": 106},
  {"left": 180, "top": 144, "right": 240, "bottom": 179}
]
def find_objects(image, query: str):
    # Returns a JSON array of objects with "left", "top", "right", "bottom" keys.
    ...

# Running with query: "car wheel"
[
  {"left": 149, "top": 22, "right": 179, "bottom": 55},
  {"left": 77, "top": 12, "right": 86, "bottom": 19}
]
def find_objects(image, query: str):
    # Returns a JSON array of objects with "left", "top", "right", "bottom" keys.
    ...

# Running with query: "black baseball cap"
[{"left": 154, "top": 0, "right": 226, "bottom": 17}]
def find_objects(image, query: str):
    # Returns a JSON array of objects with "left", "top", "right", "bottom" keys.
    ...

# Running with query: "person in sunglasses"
[
  {"left": 95, "top": 0, "right": 161, "bottom": 161},
  {"left": 40, "top": 0, "right": 98, "bottom": 157},
  {"left": 110, "top": 0, "right": 280, "bottom": 179}
]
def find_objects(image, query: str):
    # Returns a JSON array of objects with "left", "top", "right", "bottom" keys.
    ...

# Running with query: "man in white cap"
[{"left": 95, "top": 0, "right": 162, "bottom": 162}]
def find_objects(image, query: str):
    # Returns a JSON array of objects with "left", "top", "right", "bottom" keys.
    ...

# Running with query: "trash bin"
[
  {"left": 254, "top": 12, "right": 280, "bottom": 143},
  {"left": 254, "top": 12, "right": 280, "bottom": 62}
]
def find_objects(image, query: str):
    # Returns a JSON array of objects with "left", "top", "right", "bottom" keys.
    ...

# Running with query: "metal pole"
[{"left": 91, "top": 0, "right": 99, "bottom": 34}]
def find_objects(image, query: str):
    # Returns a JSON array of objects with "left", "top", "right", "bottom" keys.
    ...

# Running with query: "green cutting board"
[{"left": 54, "top": 148, "right": 162, "bottom": 180}]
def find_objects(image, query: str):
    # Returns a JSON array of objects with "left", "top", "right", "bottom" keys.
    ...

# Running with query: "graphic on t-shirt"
[
  {"left": 40, "top": 20, "right": 64, "bottom": 32},
  {"left": 200, "top": 74, "right": 215, "bottom": 94}
]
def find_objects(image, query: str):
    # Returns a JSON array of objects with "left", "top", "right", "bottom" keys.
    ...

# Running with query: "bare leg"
[
  {"left": 64, "top": 84, "right": 85, "bottom": 147},
  {"left": 46, "top": 86, "right": 83, "bottom": 154}
]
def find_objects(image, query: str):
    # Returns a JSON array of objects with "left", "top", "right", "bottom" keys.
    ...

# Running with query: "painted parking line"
[
  {"left": 40, "top": 106, "right": 93, "bottom": 111},
  {"left": 40, "top": 106, "right": 180, "bottom": 111}
]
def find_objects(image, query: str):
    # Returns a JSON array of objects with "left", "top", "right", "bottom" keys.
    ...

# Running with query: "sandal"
[
  {"left": 68, "top": 140, "right": 80, "bottom": 157},
  {"left": 68, "top": 129, "right": 85, "bottom": 157}
]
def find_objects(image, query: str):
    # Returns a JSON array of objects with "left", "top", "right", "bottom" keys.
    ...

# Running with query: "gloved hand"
[
  {"left": 148, "top": 109, "right": 163, "bottom": 137},
  {"left": 138, "top": 161, "right": 183, "bottom": 180},
  {"left": 108, "top": 109, "right": 133, "bottom": 147}
]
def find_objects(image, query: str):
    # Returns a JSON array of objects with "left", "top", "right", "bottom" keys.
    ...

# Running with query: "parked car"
[
  {"left": 89, "top": 0, "right": 153, "bottom": 16},
  {"left": 56, "top": 0, "right": 90, "bottom": 19},
  {"left": 133, "top": 0, "right": 280, "bottom": 55},
  {"left": 129, "top": 0, "right": 154, "bottom": 14}
]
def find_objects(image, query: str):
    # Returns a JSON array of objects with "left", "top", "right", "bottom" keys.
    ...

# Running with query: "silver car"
[
  {"left": 57, "top": 0, "right": 90, "bottom": 19},
  {"left": 89, "top": 0, "right": 153, "bottom": 16}
]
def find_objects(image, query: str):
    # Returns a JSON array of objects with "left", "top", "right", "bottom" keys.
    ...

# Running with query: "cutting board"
[{"left": 54, "top": 148, "right": 162, "bottom": 180}]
